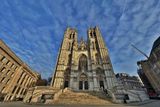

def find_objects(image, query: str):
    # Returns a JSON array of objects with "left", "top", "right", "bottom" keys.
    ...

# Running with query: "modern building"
[
  {"left": 137, "top": 36, "right": 160, "bottom": 96},
  {"left": 116, "top": 73, "right": 143, "bottom": 90},
  {"left": 0, "top": 40, "right": 40, "bottom": 101},
  {"left": 51, "top": 27, "right": 117, "bottom": 91}
]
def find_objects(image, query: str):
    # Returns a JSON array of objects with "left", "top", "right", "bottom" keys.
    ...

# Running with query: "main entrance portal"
[{"left": 79, "top": 74, "right": 88, "bottom": 90}]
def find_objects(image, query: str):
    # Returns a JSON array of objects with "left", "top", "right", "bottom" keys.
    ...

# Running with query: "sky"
[{"left": 0, "top": 0, "right": 160, "bottom": 79}]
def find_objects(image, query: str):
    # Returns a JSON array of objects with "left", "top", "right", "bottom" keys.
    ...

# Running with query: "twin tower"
[{"left": 51, "top": 27, "right": 116, "bottom": 91}]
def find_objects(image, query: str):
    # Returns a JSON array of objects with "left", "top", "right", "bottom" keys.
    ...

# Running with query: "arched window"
[{"left": 78, "top": 54, "right": 88, "bottom": 71}]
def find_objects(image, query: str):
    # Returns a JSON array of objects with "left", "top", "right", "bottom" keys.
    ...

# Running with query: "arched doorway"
[
  {"left": 96, "top": 68, "right": 105, "bottom": 89},
  {"left": 64, "top": 68, "right": 70, "bottom": 88},
  {"left": 79, "top": 73, "right": 88, "bottom": 90},
  {"left": 78, "top": 54, "right": 88, "bottom": 72}
]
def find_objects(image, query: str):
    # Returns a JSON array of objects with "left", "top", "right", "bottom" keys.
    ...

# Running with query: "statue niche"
[{"left": 78, "top": 54, "right": 88, "bottom": 72}]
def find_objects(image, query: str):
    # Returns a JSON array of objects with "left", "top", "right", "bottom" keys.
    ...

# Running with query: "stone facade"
[
  {"left": 51, "top": 27, "right": 116, "bottom": 91},
  {"left": 116, "top": 73, "right": 143, "bottom": 90},
  {"left": 137, "top": 37, "right": 160, "bottom": 95},
  {"left": 0, "top": 40, "right": 40, "bottom": 101}
]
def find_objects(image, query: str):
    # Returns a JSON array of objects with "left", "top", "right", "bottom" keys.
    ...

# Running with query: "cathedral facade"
[{"left": 51, "top": 27, "right": 116, "bottom": 91}]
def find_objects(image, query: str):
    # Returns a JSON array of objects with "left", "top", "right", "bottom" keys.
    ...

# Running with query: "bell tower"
[
  {"left": 93, "top": 27, "right": 116, "bottom": 89},
  {"left": 51, "top": 26, "right": 116, "bottom": 91},
  {"left": 51, "top": 27, "right": 77, "bottom": 89}
]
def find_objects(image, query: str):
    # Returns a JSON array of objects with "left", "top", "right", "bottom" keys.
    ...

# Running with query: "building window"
[
  {"left": 24, "top": 89, "right": 27, "bottom": 95},
  {"left": 1, "top": 77, "right": 5, "bottom": 83},
  {"left": 12, "top": 86, "right": 17, "bottom": 93},
  {"left": 78, "top": 54, "right": 88, "bottom": 71},
  {"left": 68, "top": 42, "right": 71, "bottom": 51},
  {"left": 6, "top": 79, "right": 10, "bottom": 84},
  {"left": 1, "top": 86, "right": 5, "bottom": 93},
  {"left": 20, "top": 89, "right": 24, "bottom": 95},
  {"left": 16, "top": 87, "right": 20, "bottom": 94},
  {"left": 1, "top": 56, "right": 5, "bottom": 62},
  {"left": 14, "top": 66, "right": 18, "bottom": 71},
  {"left": 17, "top": 73, "right": 24, "bottom": 84},
  {"left": 1, "top": 67, "right": 6, "bottom": 73},
  {"left": 11, "top": 64, "right": 14, "bottom": 68},
  {"left": 6, "top": 60, "right": 10, "bottom": 65},
  {"left": 11, "top": 73, "right": 14, "bottom": 77},
  {"left": 1, "top": 57, "right": 8, "bottom": 64},
  {"left": 6, "top": 70, "right": 10, "bottom": 75},
  {"left": 69, "top": 34, "right": 72, "bottom": 39}
]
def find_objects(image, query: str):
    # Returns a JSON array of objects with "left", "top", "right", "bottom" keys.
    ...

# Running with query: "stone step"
[{"left": 52, "top": 89, "right": 112, "bottom": 105}]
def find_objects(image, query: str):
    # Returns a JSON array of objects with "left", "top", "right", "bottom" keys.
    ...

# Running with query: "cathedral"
[{"left": 51, "top": 27, "right": 116, "bottom": 91}]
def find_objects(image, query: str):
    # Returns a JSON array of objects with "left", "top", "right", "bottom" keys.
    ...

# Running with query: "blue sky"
[{"left": 0, "top": 0, "right": 160, "bottom": 79}]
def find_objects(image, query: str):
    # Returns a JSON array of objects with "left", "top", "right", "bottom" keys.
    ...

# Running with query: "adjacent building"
[
  {"left": 51, "top": 27, "right": 117, "bottom": 91},
  {"left": 116, "top": 73, "right": 143, "bottom": 90},
  {"left": 0, "top": 40, "right": 40, "bottom": 101},
  {"left": 137, "top": 36, "right": 160, "bottom": 96}
]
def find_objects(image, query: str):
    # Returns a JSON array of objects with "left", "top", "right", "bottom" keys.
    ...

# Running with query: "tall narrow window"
[
  {"left": 69, "top": 34, "right": 72, "bottom": 39},
  {"left": 78, "top": 54, "right": 88, "bottom": 71},
  {"left": 68, "top": 54, "right": 72, "bottom": 66},
  {"left": 68, "top": 42, "right": 72, "bottom": 51},
  {"left": 92, "top": 42, "right": 95, "bottom": 50},
  {"left": 84, "top": 81, "right": 88, "bottom": 90},
  {"left": 6, "top": 70, "right": 10, "bottom": 75}
]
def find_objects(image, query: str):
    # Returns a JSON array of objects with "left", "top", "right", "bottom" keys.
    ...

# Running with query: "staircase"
[{"left": 52, "top": 88, "right": 113, "bottom": 105}]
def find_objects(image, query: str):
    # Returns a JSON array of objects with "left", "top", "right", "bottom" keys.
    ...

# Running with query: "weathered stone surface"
[
  {"left": 0, "top": 40, "right": 40, "bottom": 102},
  {"left": 51, "top": 27, "right": 117, "bottom": 92}
]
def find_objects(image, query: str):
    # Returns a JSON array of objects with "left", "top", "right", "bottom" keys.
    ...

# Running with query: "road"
[{"left": 0, "top": 100, "right": 160, "bottom": 107}]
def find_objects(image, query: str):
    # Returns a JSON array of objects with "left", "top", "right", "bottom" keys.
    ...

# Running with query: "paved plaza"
[{"left": 0, "top": 100, "right": 160, "bottom": 107}]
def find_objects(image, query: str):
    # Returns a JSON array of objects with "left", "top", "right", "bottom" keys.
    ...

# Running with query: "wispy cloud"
[{"left": 0, "top": 0, "right": 160, "bottom": 78}]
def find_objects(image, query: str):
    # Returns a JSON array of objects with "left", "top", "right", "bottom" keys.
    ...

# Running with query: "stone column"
[
  {"left": 69, "top": 71, "right": 74, "bottom": 89},
  {"left": 17, "top": 73, "right": 26, "bottom": 97},
  {"left": 4, "top": 66, "right": 23, "bottom": 101},
  {"left": 93, "top": 71, "right": 98, "bottom": 91},
  {"left": 27, "top": 78, "right": 33, "bottom": 88},
  {"left": 22, "top": 75, "right": 28, "bottom": 86},
  {"left": 82, "top": 81, "right": 85, "bottom": 90},
  {"left": 104, "top": 70, "right": 109, "bottom": 89},
  {"left": 25, "top": 77, "right": 31, "bottom": 87},
  {"left": 19, "top": 73, "right": 26, "bottom": 84}
]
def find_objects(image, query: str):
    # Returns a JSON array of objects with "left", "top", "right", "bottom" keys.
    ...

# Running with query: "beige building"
[
  {"left": 0, "top": 40, "right": 40, "bottom": 101},
  {"left": 51, "top": 27, "right": 116, "bottom": 91}
]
